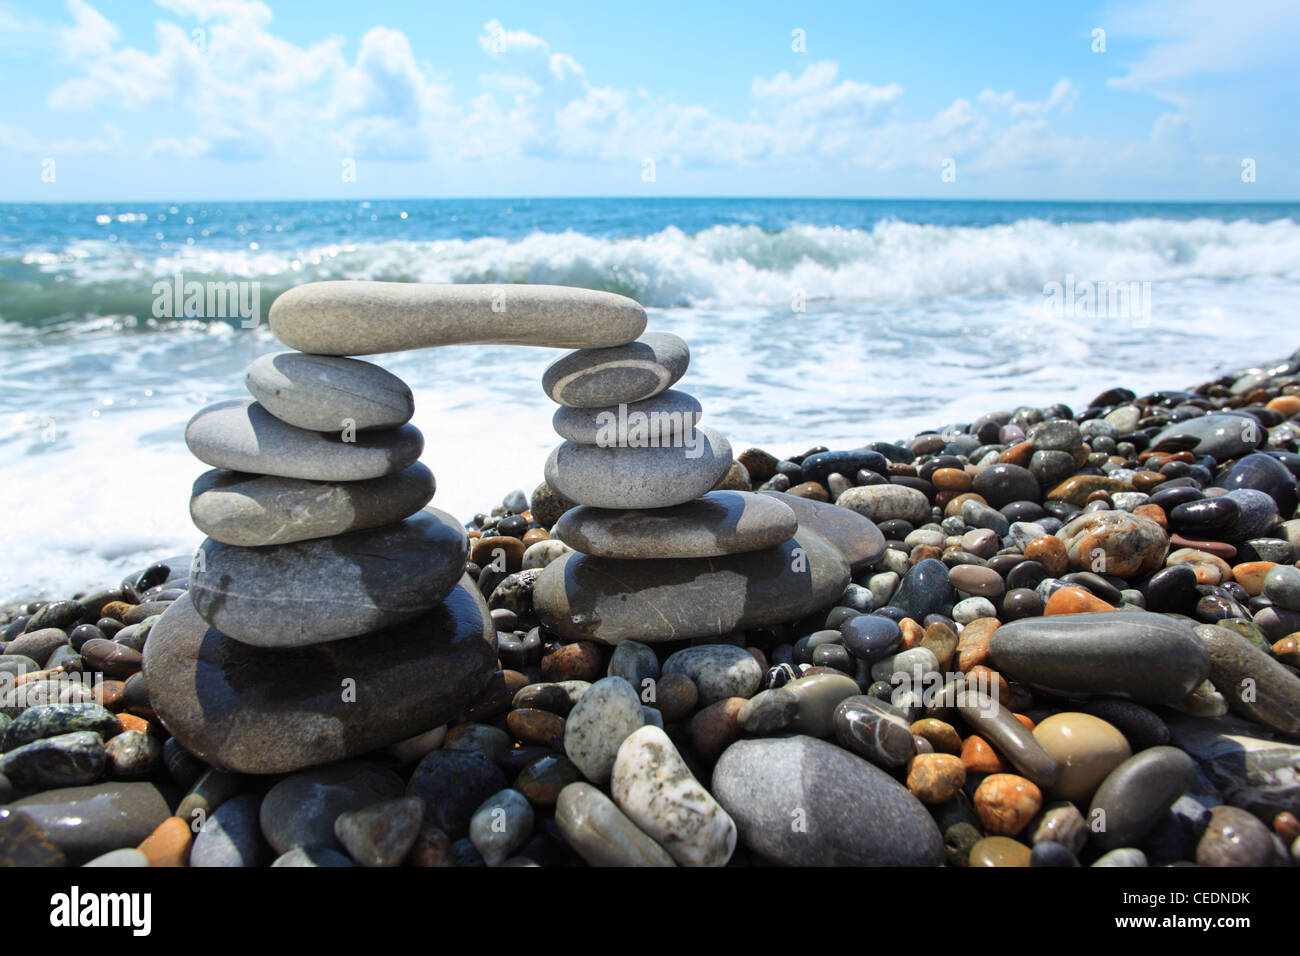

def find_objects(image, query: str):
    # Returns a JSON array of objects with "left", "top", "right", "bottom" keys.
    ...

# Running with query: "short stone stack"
[{"left": 534, "top": 330, "right": 853, "bottom": 643}]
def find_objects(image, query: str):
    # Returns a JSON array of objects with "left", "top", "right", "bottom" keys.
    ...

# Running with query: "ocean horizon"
[{"left": 3, "top": 196, "right": 1298, "bottom": 601}]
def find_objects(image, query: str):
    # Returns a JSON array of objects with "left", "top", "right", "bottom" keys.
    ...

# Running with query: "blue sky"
[{"left": 0, "top": 0, "right": 1296, "bottom": 201}]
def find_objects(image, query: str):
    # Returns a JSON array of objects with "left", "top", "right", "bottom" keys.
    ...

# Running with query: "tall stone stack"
[
  {"left": 143, "top": 281, "right": 651, "bottom": 775},
  {"left": 533, "top": 331, "right": 852, "bottom": 643}
]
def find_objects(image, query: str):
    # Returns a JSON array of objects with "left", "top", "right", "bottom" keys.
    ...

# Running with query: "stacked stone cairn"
[
  {"left": 534, "top": 333, "right": 853, "bottom": 645},
  {"left": 145, "top": 282, "right": 651, "bottom": 776}
]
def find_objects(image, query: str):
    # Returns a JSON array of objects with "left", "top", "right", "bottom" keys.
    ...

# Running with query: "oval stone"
[
  {"left": 1057, "top": 510, "right": 1169, "bottom": 578},
  {"left": 1030, "top": 712, "right": 1132, "bottom": 803},
  {"left": 259, "top": 761, "right": 405, "bottom": 855},
  {"left": 244, "top": 351, "right": 415, "bottom": 432},
  {"left": 563, "top": 676, "right": 646, "bottom": 783},
  {"left": 186, "top": 399, "right": 423, "bottom": 481},
  {"left": 544, "top": 427, "right": 732, "bottom": 510},
  {"left": 534, "top": 527, "right": 849, "bottom": 643},
  {"left": 711, "top": 735, "right": 944, "bottom": 866},
  {"left": 142, "top": 581, "right": 496, "bottom": 774},
  {"left": 835, "top": 485, "right": 930, "bottom": 524},
  {"left": 989, "top": 610, "right": 1208, "bottom": 704},
  {"left": 611, "top": 726, "right": 736, "bottom": 867},
  {"left": 553, "top": 491, "right": 796, "bottom": 559},
  {"left": 1088, "top": 746, "right": 1196, "bottom": 851},
  {"left": 542, "top": 333, "right": 689, "bottom": 407},
  {"left": 663, "top": 645, "right": 763, "bottom": 705},
  {"left": 189, "top": 464, "right": 436, "bottom": 547},
  {"left": 552, "top": 388, "right": 702, "bottom": 444},
  {"left": 188, "top": 508, "right": 467, "bottom": 646},
  {"left": 269, "top": 281, "right": 648, "bottom": 354}
]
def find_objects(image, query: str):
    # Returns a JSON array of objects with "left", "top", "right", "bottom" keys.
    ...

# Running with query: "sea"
[{"left": 2, "top": 197, "right": 1299, "bottom": 602}]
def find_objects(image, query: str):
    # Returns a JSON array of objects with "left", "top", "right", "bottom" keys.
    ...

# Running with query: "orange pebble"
[
  {"left": 1133, "top": 503, "right": 1168, "bottom": 530},
  {"left": 974, "top": 773, "right": 1043, "bottom": 836},
  {"left": 1267, "top": 395, "right": 1300, "bottom": 417},
  {"left": 960, "top": 734, "right": 1008, "bottom": 774},
  {"left": 1024, "top": 536, "right": 1068, "bottom": 577},
  {"left": 1275, "top": 811, "right": 1300, "bottom": 842},
  {"left": 931, "top": 467, "right": 972, "bottom": 492},
  {"left": 998, "top": 442, "right": 1034, "bottom": 467},
  {"left": 1044, "top": 586, "right": 1116, "bottom": 615},
  {"left": 1013, "top": 713, "right": 1035, "bottom": 731},
  {"left": 118, "top": 713, "right": 151, "bottom": 734},
  {"left": 138, "top": 816, "right": 193, "bottom": 867},
  {"left": 956, "top": 618, "right": 999, "bottom": 672},
  {"left": 899, "top": 618, "right": 924, "bottom": 650},
  {"left": 1232, "top": 561, "right": 1278, "bottom": 596}
]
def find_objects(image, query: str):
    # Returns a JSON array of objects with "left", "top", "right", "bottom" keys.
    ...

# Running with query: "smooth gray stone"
[
  {"left": 190, "top": 792, "right": 264, "bottom": 867},
  {"left": 562, "top": 676, "right": 645, "bottom": 783},
  {"left": 760, "top": 490, "right": 888, "bottom": 571},
  {"left": 142, "top": 581, "right": 496, "bottom": 775},
  {"left": 988, "top": 610, "right": 1209, "bottom": 704},
  {"left": 1089, "top": 746, "right": 1196, "bottom": 851},
  {"left": 185, "top": 399, "right": 423, "bottom": 481},
  {"left": 244, "top": 351, "right": 414, "bottom": 432},
  {"left": 711, "top": 735, "right": 945, "bottom": 866},
  {"left": 831, "top": 694, "right": 916, "bottom": 767},
  {"left": 542, "top": 333, "right": 689, "bottom": 408},
  {"left": 1193, "top": 623, "right": 1300, "bottom": 735},
  {"left": 534, "top": 527, "right": 850, "bottom": 644},
  {"left": 81, "top": 848, "right": 149, "bottom": 867},
  {"left": 1151, "top": 413, "right": 1264, "bottom": 462},
  {"left": 662, "top": 645, "right": 763, "bottom": 705},
  {"left": 553, "top": 491, "right": 797, "bottom": 559},
  {"left": 189, "top": 464, "right": 436, "bottom": 547},
  {"left": 544, "top": 426, "right": 733, "bottom": 510},
  {"left": 1263, "top": 564, "right": 1300, "bottom": 611},
  {"left": 835, "top": 484, "right": 930, "bottom": 524},
  {"left": 7, "top": 782, "right": 170, "bottom": 865},
  {"left": 259, "top": 761, "right": 404, "bottom": 855},
  {"left": 553, "top": 388, "right": 702, "bottom": 444},
  {"left": 268, "top": 281, "right": 647, "bottom": 355},
  {"left": 271, "top": 845, "right": 355, "bottom": 867},
  {"left": 1165, "top": 713, "right": 1300, "bottom": 821},
  {"left": 1092, "top": 848, "right": 1148, "bottom": 867},
  {"left": 956, "top": 691, "right": 1060, "bottom": 788},
  {"left": 555, "top": 781, "right": 676, "bottom": 866},
  {"left": 188, "top": 508, "right": 467, "bottom": 646},
  {"left": 469, "top": 789, "right": 534, "bottom": 866},
  {"left": 607, "top": 640, "right": 660, "bottom": 690}
]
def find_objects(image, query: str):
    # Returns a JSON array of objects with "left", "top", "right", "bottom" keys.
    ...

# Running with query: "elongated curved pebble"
[
  {"left": 957, "top": 691, "right": 1060, "bottom": 788},
  {"left": 186, "top": 399, "right": 423, "bottom": 481},
  {"left": 189, "top": 464, "right": 436, "bottom": 547},
  {"left": 244, "top": 352, "right": 414, "bottom": 432},
  {"left": 610, "top": 726, "right": 736, "bottom": 867},
  {"left": 553, "top": 491, "right": 797, "bottom": 559},
  {"left": 553, "top": 389, "right": 702, "bottom": 444},
  {"left": 534, "top": 527, "right": 850, "bottom": 643},
  {"left": 555, "top": 781, "right": 676, "bottom": 866},
  {"left": 269, "top": 281, "right": 647, "bottom": 354},
  {"left": 545, "top": 427, "right": 732, "bottom": 510},
  {"left": 1193, "top": 623, "right": 1300, "bottom": 735},
  {"left": 711, "top": 735, "right": 944, "bottom": 866},
  {"left": 835, "top": 484, "right": 930, "bottom": 524},
  {"left": 543, "top": 333, "right": 689, "bottom": 408},
  {"left": 988, "top": 611, "right": 1208, "bottom": 704},
  {"left": 563, "top": 677, "right": 645, "bottom": 783},
  {"left": 1088, "top": 746, "right": 1196, "bottom": 851},
  {"left": 760, "top": 491, "right": 887, "bottom": 570},
  {"left": 142, "top": 580, "right": 496, "bottom": 774},
  {"left": 189, "top": 508, "right": 467, "bottom": 646}
]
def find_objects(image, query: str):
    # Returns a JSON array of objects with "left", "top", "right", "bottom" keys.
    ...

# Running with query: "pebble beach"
[{"left": 3, "top": 322, "right": 1300, "bottom": 868}]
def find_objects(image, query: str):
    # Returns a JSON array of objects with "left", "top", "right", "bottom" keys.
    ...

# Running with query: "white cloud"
[
  {"left": 1105, "top": 0, "right": 1300, "bottom": 92},
  {"left": 18, "top": 4, "right": 1217, "bottom": 186}
]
